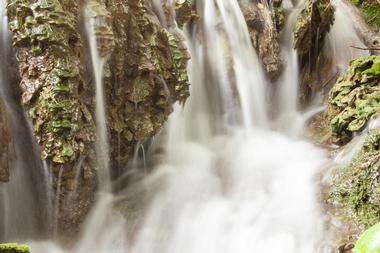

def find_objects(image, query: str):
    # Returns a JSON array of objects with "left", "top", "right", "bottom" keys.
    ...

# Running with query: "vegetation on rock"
[
  {"left": 293, "top": 0, "right": 335, "bottom": 102},
  {"left": 329, "top": 128, "right": 380, "bottom": 228},
  {"left": 327, "top": 55, "right": 380, "bottom": 144},
  {"left": 351, "top": 0, "right": 380, "bottom": 30},
  {"left": 0, "top": 243, "right": 30, "bottom": 253}
]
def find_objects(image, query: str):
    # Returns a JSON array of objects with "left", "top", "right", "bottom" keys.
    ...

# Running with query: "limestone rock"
[
  {"left": 327, "top": 55, "right": 380, "bottom": 144},
  {"left": 241, "top": 1, "right": 284, "bottom": 81}
]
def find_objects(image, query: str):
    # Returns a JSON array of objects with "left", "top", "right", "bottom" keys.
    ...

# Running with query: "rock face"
[
  {"left": 6, "top": 0, "right": 191, "bottom": 237},
  {"left": 0, "top": 102, "right": 11, "bottom": 183},
  {"left": 6, "top": 0, "right": 98, "bottom": 236},
  {"left": 293, "top": 0, "right": 335, "bottom": 102},
  {"left": 105, "top": 0, "right": 190, "bottom": 172},
  {"left": 327, "top": 55, "right": 380, "bottom": 145},
  {"left": 241, "top": 1, "right": 284, "bottom": 81},
  {"left": 329, "top": 128, "right": 380, "bottom": 228}
]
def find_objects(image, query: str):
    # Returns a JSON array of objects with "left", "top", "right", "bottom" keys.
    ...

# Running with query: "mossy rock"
[
  {"left": 327, "top": 55, "right": 380, "bottom": 144},
  {"left": 328, "top": 128, "right": 380, "bottom": 229},
  {"left": 351, "top": 0, "right": 380, "bottom": 30},
  {"left": 0, "top": 243, "right": 30, "bottom": 253},
  {"left": 293, "top": 0, "right": 335, "bottom": 54},
  {"left": 354, "top": 222, "right": 380, "bottom": 253}
]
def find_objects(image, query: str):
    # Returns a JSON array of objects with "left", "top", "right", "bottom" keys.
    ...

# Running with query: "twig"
[{"left": 350, "top": 45, "right": 380, "bottom": 51}]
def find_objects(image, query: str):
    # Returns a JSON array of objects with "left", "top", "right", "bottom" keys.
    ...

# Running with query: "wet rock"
[
  {"left": 6, "top": 0, "right": 191, "bottom": 237},
  {"left": 293, "top": 0, "right": 335, "bottom": 55},
  {"left": 327, "top": 55, "right": 380, "bottom": 144},
  {"left": 85, "top": 0, "right": 115, "bottom": 57},
  {"left": 241, "top": 1, "right": 284, "bottom": 81},
  {"left": 105, "top": 0, "right": 191, "bottom": 172},
  {"left": 0, "top": 102, "right": 11, "bottom": 183},
  {"left": 294, "top": 0, "right": 335, "bottom": 102},
  {"left": 328, "top": 128, "right": 380, "bottom": 230},
  {"left": 175, "top": 0, "right": 197, "bottom": 28},
  {"left": 7, "top": 0, "right": 97, "bottom": 237}
]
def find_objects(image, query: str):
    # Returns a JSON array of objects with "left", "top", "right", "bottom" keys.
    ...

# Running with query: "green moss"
[
  {"left": 164, "top": 30, "right": 190, "bottom": 103},
  {"left": 328, "top": 55, "right": 380, "bottom": 144},
  {"left": 354, "top": 223, "right": 380, "bottom": 253},
  {"left": 328, "top": 128, "right": 380, "bottom": 228},
  {"left": 7, "top": 0, "right": 96, "bottom": 164},
  {"left": 351, "top": 0, "right": 380, "bottom": 29},
  {"left": 0, "top": 243, "right": 30, "bottom": 253}
]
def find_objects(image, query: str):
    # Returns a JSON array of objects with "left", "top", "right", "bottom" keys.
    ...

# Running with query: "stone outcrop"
[
  {"left": 0, "top": 102, "right": 11, "bottom": 183},
  {"left": 6, "top": 0, "right": 191, "bottom": 237},
  {"left": 6, "top": 0, "right": 98, "bottom": 236},
  {"left": 105, "top": 0, "right": 190, "bottom": 172},
  {"left": 241, "top": 1, "right": 284, "bottom": 81},
  {"left": 327, "top": 55, "right": 380, "bottom": 144},
  {"left": 293, "top": 0, "right": 335, "bottom": 103}
]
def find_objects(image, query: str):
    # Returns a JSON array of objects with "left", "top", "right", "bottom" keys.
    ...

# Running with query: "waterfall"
[
  {"left": 0, "top": 0, "right": 372, "bottom": 252},
  {"left": 0, "top": 0, "right": 52, "bottom": 240},
  {"left": 275, "top": 0, "right": 303, "bottom": 133},
  {"left": 325, "top": 0, "right": 369, "bottom": 71},
  {"left": 84, "top": 2, "right": 111, "bottom": 191}
]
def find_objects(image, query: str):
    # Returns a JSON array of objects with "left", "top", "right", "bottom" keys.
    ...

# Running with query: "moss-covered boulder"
[
  {"left": 327, "top": 55, "right": 380, "bottom": 144},
  {"left": 0, "top": 243, "right": 30, "bottom": 253}
]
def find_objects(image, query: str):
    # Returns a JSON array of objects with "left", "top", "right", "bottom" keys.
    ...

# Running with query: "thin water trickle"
[
  {"left": 84, "top": 5, "right": 111, "bottom": 191},
  {"left": 0, "top": 0, "right": 52, "bottom": 240}
]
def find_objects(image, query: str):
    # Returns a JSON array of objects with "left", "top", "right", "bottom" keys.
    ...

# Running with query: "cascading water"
[
  {"left": 325, "top": 0, "right": 369, "bottom": 71},
  {"left": 0, "top": 0, "right": 371, "bottom": 252},
  {"left": 275, "top": 0, "right": 303, "bottom": 132},
  {"left": 0, "top": 0, "right": 51, "bottom": 240},
  {"left": 84, "top": 1, "right": 111, "bottom": 190}
]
